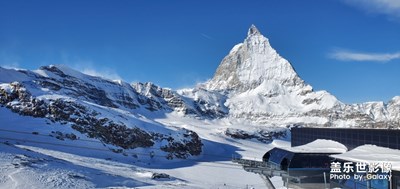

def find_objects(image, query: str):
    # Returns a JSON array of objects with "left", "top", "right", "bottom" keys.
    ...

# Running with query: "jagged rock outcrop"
[
  {"left": 0, "top": 68, "right": 203, "bottom": 159},
  {"left": 224, "top": 128, "right": 287, "bottom": 143}
]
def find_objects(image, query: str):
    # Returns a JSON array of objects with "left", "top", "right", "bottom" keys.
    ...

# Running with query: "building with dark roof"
[{"left": 262, "top": 139, "right": 346, "bottom": 183}]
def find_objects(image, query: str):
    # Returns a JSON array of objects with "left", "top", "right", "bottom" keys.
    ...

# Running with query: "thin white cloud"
[
  {"left": 200, "top": 33, "right": 213, "bottom": 40},
  {"left": 0, "top": 62, "right": 20, "bottom": 69},
  {"left": 343, "top": 0, "right": 400, "bottom": 19},
  {"left": 329, "top": 49, "right": 400, "bottom": 62},
  {"left": 0, "top": 51, "right": 21, "bottom": 69},
  {"left": 70, "top": 62, "right": 122, "bottom": 81},
  {"left": 58, "top": 52, "right": 122, "bottom": 81},
  {"left": 81, "top": 67, "right": 122, "bottom": 81}
]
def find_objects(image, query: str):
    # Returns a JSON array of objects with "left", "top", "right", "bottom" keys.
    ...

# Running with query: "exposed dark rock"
[
  {"left": 37, "top": 80, "right": 62, "bottom": 91},
  {"left": 224, "top": 128, "right": 287, "bottom": 143},
  {"left": 302, "top": 98, "right": 320, "bottom": 105},
  {"left": 73, "top": 122, "right": 154, "bottom": 149},
  {"left": 0, "top": 82, "right": 156, "bottom": 151},
  {"left": 40, "top": 66, "right": 68, "bottom": 77},
  {"left": 159, "top": 129, "right": 202, "bottom": 159},
  {"left": 151, "top": 173, "right": 170, "bottom": 180},
  {"left": 50, "top": 131, "right": 78, "bottom": 141}
]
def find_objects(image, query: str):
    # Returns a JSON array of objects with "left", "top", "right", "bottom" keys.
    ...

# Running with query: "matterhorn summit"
[{"left": 204, "top": 24, "right": 304, "bottom": 92}]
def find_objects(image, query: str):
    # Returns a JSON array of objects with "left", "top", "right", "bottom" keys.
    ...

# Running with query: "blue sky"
[{"left": 0, "top": 0, "right": 400, "bottom": 104}]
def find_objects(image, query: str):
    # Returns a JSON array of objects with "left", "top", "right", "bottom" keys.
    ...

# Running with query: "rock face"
[
  {"left": 224, "top": 128, "right": 287, "bottom": 143},
  {"left": 0, "top": 66, "right": 203, "bottom": 159},
  {"left": 132, "top": 82, "right": 227, "bottom": 118}
]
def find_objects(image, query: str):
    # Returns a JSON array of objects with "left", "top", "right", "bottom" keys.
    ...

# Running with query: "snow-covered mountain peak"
[
  {"left": 199, "top": 26, "right": 350, "bottom": 125},
  {"left": 391, "top": 96, "right": 400, "bottom": 103},
  {"left": 247, "top": 24, "right": 261, "bottom": 36},
  {"left": 204, "top": 25, "right": 303, "bottom": 92}
]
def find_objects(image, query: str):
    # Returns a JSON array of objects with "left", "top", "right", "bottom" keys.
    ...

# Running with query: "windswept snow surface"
[{"left": 0, "top": 107, "right": 271, "bottom": 188}]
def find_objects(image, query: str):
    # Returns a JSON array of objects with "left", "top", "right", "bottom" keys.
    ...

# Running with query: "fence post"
[{"left": 286, "top": 177, "right": 289, "bottom": 189}]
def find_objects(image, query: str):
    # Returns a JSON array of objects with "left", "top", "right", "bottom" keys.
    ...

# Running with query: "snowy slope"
[{"left": 0, "top": 106, "right": 271, "bottom": 189}]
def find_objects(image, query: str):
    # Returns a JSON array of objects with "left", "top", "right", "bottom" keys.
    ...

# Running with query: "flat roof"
[
  {"left": 331, "top": 145, "right": 400, "bottom": 171},
  {"left": 269, "top": 139, "right": 347, "bottom": 154}
]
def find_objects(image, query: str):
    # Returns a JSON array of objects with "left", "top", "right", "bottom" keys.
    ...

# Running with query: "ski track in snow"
[{"left": 8, "top": 169, "right": 20, "bottom": 189}]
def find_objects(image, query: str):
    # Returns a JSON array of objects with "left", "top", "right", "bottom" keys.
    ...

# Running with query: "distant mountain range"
[{"left": 1, "top": 25, "right": 399, "bottom": 158}]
